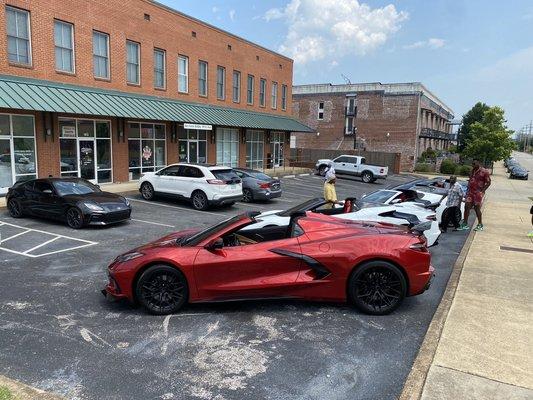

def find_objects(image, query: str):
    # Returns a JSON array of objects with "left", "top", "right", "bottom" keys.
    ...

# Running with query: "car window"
[
  {"left": 362, "top": 190, "right": 397, "bottom": 203},
  {"left": 33, "top": 181, "right": 54, "bottom": 193},
  {"left": 234, "top": 171, "right": 245, "bottom": 178},
  {"left": 212, "top": 169, "right": 239, "bottom": 181},
  {"left": 360, "top": 158, "right": 366, "bottom": 165},
  {"left": 53, "top": 180, "right": 99, "bottom": 196},
  {"left": 183, "top": 166, "right": 204, "bottom": 178},
  {"left": 248, "top": 171, "right": 271, "bottom": 180},
  {"left": 159, "top": 166, "right": 181, "bottom": 176}
]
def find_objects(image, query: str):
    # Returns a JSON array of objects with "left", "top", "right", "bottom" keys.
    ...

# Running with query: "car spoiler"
[{"left": 410, "top": 221, "right": 432, "bottom": 235}]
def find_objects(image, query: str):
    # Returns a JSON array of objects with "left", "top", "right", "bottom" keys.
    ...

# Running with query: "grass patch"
[{"left": 0, "top": 386, "right": 14, "bottom": 400}]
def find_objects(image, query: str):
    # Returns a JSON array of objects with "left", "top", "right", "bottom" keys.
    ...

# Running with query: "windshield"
[
  {"left": 361, "top": 190, "right": 397, "bottom": 204},
  {"left": 278, "top": 198, "right": 323, "bottom": 217},
  {"left": 53, "top": 180, "right": 100, "bottom": 196},
  {"left": 183, "top": 215, "right": 248, "bottom": 246}
]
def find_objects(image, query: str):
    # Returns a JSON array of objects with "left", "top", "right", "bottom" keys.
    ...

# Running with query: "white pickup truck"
[{"left": 316, "top": 155, "right": 388, "bottom": 183}]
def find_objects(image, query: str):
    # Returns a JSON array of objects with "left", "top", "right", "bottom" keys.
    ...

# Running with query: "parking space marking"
[
  {"left": 127, "top": 198, "right": 223, "bottom": 217},
  {"left": 0, "top": 220, "right": 97, "bottom": 258},
  {"left": 131, "top": 218, "right": 175, "bottom": 228}
]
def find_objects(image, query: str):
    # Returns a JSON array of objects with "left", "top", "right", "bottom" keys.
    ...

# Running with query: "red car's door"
[{"left": 193, "top": 237, "right": 304, "bottom": 300}]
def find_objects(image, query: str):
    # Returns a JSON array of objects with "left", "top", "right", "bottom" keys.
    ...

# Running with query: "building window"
[
  {"left": 54, "top": 20, "right": 74, "bottom": 73},
  {"left": 271, "top": 82, "right": 278, "bottom": 109},
  {"left": 345, "top": 117, "right": 354, "bottom": 135},
  {"left": 232, "top": 71, "right": 241, "bottom": 103},
  {"left": 5, "top": 6, "right": 31, "bottom": 65},
  {"left": 318, "top": 102, "right": 324, "bottom": 120},
  {"left": 0, "top": 114, "right": 36, "bottom": 194},
  {"left": 153, "top": 48, "right": 166, "bottom": 89},
  {"left": 58, "top": 118, "right": 112, "bottom": 183},
  {"left": 216, "top": 128, "right": 239, "bottom": 167},
  {"left": 217, "top": 66, "right": 225, "bottom": 100},
  {"left": 178, "top": 129, "right": 207, "bottom": 163},
  {"left": 198, "top": 60, "right": 208, "bottom": 96},
  {"left": 126, "top": 40, "right": 140, "bottom": 84},
  {"left": 92, "top": 31, "right": 109, "bottom": 79},
  {"left": 259, "top": 78, "right": 266, "bottom": 107},
  {"left": 281, "top": 85, "right": 287, "bottom": 111},
  {"left": 178, "top": 55, "right": 188, "bottom": 93},
  {"left": 247, "top": 75, "right": 254, "bottom": 105},
  {"left": 246, "top": 130, "right": 264, "bottom": 169},
  {"left": 127, "top": 122, "right": 166, "bottom": 180}
]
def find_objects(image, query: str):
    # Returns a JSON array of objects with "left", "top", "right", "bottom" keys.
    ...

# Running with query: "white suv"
[{"left": 138, "top": 164, "right": 243, "bottom": 210}]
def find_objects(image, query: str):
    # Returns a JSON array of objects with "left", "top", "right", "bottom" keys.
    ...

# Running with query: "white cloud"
[
  {"left": 403, "top": 37, "right": 446, "bottom": 50},
  {"left": 211, "top": 6, "right": 219, "bottom": 13},
  {"left": 229, "top": 9, "right": 236, "bottom": 21},
  {"left": 264, "top": 0, "right": 408, "bottom": 64}
]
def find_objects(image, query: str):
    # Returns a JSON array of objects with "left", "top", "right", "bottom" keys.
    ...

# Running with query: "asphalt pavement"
[{"left": 0, "top": 173, "right": 470, "bottom": 400}]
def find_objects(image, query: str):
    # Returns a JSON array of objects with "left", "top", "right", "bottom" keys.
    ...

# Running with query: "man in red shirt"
[{"left": 458, "top": 159, "right": 491, "bottom": 231}]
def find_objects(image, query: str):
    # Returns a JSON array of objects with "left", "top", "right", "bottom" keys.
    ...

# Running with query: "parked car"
[
  {"left": 6, "top": 178, "right": 131, "bottom": 229},
  {"left": 509, "top": 165, "right": 529, "bottom": 180},
  {"left": 138, "top": 163, "right": 242, "bottom": 211},
  {"left": 506, "top": 159, "right": 520, "bottom": 172},
  {"left": 233, "top": 168, "right": 281, "bottom": 202},
  {"left": 103, "top": 211, "right": 434, "bottom": 316},
  {"left": 315, "top": 155, "right": 388, "bottom": 183}
]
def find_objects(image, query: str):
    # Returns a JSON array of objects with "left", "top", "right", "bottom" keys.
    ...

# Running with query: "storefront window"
[
  {"left": 216, "top": 128, "right": 239, "bottom": 167},
  {"left": 246, "top": 130, "right": 264, "bottom": 170},
  {"left": 179, "top": 129, "right": 208, "bottom": 163},
  {"left": 128, "top": 122, "right": 166, "bottom": 180}
]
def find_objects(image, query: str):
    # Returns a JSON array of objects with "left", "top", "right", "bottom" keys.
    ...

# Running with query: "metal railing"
[{"left": 420, "top": 128, "right": 454, "bottom": 140}]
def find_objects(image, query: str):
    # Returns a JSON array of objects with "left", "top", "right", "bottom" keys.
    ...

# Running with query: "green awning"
[{"left": 0, "top": 75, "right": 313, "bottom": 132}]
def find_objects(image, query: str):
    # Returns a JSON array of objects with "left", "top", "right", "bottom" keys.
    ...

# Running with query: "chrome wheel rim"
[
  {"left": 243, "top": 190, "right": 252, "bottom": 202},
  {"left": 8, "top": 200, "right": 21, "bottom": 217},
  {"left": 141, "top": 184, "right": 153, "bottom": 199},
  {"left": 193, "top": 193, "right": 206, "bottom": 209}
]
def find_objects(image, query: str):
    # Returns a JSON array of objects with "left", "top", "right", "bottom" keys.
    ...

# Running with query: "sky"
[{"left": 161, "top": 0, "right": 533, "bottom": 131}]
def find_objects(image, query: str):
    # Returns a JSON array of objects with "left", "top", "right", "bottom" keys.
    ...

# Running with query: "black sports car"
[
  {"left": 6, "top": 178, "right": 132, "bottom": 228},
  {"left": 509, "top": 165, "right": 529, "bottom": 180}
]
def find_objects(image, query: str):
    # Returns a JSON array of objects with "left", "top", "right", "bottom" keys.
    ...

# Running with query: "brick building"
[
  {"left": 291, "top": 83, "right": 454, "bottom": 171},
  {"left": 0, "top": 0, "right": 311, "bottom": 194}
]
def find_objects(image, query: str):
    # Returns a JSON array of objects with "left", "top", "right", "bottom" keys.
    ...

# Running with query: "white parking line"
[
  {"left": 131, "top": 218, "right": 175, "bottom": 228},
  {"left": 23, "top": 236, "right": 60, "bottom": 254},
  {"left": 0, "top": 230, "right": 30, "bottom": 244}
]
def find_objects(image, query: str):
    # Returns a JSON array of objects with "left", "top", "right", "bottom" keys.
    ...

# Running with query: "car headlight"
[
  {"left": 116, "top": 252, "right": 144, "bottom": 262},
  {"left": 83, "top": 202, "right": 104, "bottom": 211},
  {"left": 122, "top": 197, "right": 130, "bottom": 207}
]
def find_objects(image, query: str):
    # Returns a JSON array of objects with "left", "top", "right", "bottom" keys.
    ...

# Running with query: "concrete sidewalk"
[{"left": 403, "top": 156, "right": 533, "bottom": 399}]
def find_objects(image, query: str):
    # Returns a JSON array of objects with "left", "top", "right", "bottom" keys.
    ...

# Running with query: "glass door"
[
  {"left": 188, "top": 141, "right": 198, "bottom": 163},
  {"left": 78, "top": 139, "right": 96, "bottom": 182},
  {"left": 0, "top": 139, "right": 13, "bottom": 194}
]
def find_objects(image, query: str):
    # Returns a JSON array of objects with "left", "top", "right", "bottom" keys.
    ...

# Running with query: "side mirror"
[{"left": 207, "top": 238, "right": 224, "bottom": 251}]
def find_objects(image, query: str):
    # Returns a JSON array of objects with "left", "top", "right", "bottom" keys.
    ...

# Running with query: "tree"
[
  {"left": 457, "top": 102, "right": 490, "bottom": 152},
  {"left": 462, "top": 106, "right": 516, "bottom": 165}
]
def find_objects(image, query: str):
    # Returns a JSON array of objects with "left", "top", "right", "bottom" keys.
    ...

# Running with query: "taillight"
[
  {"left": 426, "top": 215, "right": 437, "bottom": 221},
  {"left": 207, "top": 179, "right": 225, "bottom": 185},
  {"left": 410, "top": 237, "right": 428, "bottom": 252},
  {"left": 258, "top": 182, "right": 270, "bottom": 189}
]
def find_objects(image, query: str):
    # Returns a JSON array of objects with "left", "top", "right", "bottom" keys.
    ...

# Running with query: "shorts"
[{"left": 465, "top": 191, "right": 483, "bottom": 206}]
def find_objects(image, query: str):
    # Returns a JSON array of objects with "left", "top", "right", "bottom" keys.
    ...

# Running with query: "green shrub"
[
  {"left": 414, "top": 163, "right": 431, "bottom": 172},
  {"left": 440, "top": 159, "right": 457, "bottom": 174},
  {"left": 455, "top": 164, "right": 472, "bottom": 176}
]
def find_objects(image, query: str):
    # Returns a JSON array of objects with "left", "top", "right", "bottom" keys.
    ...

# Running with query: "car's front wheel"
[
  {"left": 136, "top": 265, "right": 188, "bottom": 315},
  {"left": 66, "top": 207, "right": 84, "bottom": 229},
  {"left": 191, "top": 190, "right": 208, "bottom": 211},
  {"left": 7, "top": 199, "right": 24, "bottom": 218},
  {"left": 362, "top": 171, "right": 374, "bottom": 183},
  {"left": 348, "top": 261, "right": 407, "bottom": 315},
  {"left": 141, "top": 182, "right": 155, "bottom": 200}
]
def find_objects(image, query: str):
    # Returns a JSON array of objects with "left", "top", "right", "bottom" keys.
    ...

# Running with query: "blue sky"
[{"left": 161, "top": 0, "right": 533, "bottom": 131}]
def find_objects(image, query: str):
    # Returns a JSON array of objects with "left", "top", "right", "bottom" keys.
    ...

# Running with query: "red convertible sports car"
[{"left": 102, "top": 211, "right": 434, "bottom": 315}]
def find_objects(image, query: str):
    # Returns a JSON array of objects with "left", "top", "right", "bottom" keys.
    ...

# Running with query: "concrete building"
[
  {"left": 292, "top": 83, "right": 454, "bottom": 171},
  {"left": 0, "top": 0, "right": 311, "bottom": 194}
]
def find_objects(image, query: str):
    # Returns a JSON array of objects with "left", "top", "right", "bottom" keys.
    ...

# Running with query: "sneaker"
[
  {"left": 474, "top": 224, "right": 484, "bottom": 232},
  {"left": 456, "top": 223, "right": 470, "bottom": 231}
]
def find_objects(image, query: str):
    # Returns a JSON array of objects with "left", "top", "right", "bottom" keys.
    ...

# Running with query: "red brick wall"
[{"left": 0, "top": 0, "right": 293, "bottom": 115}]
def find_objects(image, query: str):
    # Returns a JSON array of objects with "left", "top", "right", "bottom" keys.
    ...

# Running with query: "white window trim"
[
  {"left": 126, "top": 40, "right": 141, "bottom": 85},
  {"left": 247, "top": 75, "right": 254, "bottom": 105},
  {"left": 259, "top": 78, "right": 266, "bottom": 107},
  {"left": 5, "top": 6, "right": 33, "bottom": 66},
  {"left": 232, "top": 70, "right": 241, "bottom": 103},
  {"left": 198, "top": 60, "right": 208, "bottom": 97},
  {"left": 217, "top": 66, "right": 226, "bottom": 100},
  {"left": 281, "top": 85, "right": 287, "bottom": 111},
  {"left": 271, "top": 82, "right": 278, "bottom": 110},
  {"left": 153, "top": 48, "right": 166, "bottom": 89},
  {"left": 92, "top": 30, "right": 110, "bottom": 79},
  {"left": 178, "top": 55, "right": 189, "bottom": 93},
  {"left": 54, "top": 19, "right": 75, "bottom": 74},
  {"left": 317, "top": 101, "right": 324, "bottom": 120}
]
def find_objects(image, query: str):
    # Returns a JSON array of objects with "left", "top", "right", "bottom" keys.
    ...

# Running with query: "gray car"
[{"left": 233, "top": 168, "right": 282, "bottom": 202}]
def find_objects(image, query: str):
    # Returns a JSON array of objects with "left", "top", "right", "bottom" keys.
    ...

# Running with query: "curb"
[{"left": 399, "top": 224, "right": 477, "bottom": 400}]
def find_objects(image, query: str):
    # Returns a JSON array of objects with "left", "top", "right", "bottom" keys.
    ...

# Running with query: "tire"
[
  {"left": 7, "top": 199, "right": 24, "bottom": 218},
  {"left": 66, "top": 207, "right": 84, "bottom": 229},
  {"left": 242, "top": 189, "right": 253, "bottom": 203},
  {"left": 191, "top": 190, "right": 209, "bottom": 211},
  {"left": 348, "top": 261, "right": 407, "bottom": 315},
  {"left": 135, "top": 265, "right": 188, "bottom": 315},
  {"left": 140, "top": 182, "right": 155, "bottom": 200},
  {"left": 362, "top": 171, "right": 374, "bottom": 184},
  {"left": 318, "top": 165, "right": 327, "bottom": 177},
  {"left": 371, "top": 178, "right": 377, "bottom": 183}
]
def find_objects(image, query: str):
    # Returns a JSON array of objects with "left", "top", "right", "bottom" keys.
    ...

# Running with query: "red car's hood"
[{"left": 134, "top": 228, "right": 200, "bottom": 252}]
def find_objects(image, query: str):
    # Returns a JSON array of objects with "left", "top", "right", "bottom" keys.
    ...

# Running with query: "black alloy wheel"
[
  {"left": 66, "top": 207, "right": 84, "bottom": 229},
  {"left": 318, "top": 165, "right": 327, "bottom": 177},
  {"left": 191, "top": 190, "right": 208, "bottom": 211},
  {"left": 242, "top": 189, "right": 253, "bottom": 203},
  {"left": 7, "top": 199, "right": 24, "bottom": 218},
  {"left": 141, "top": 182, "right": 155, "bottom": 200},
  {"left": 349, "top": 261, "right": 406, "bottom": 315},
  {"left": 136, "top": 265, "right": 188, "bottom": 315},
  {"left": 362, "top": 171, "right": 374, "bottom": 184}
]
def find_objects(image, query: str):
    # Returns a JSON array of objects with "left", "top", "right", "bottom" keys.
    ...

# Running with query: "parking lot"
[{"left": 0, "top": 173, "right": 470, "bottom": 400}]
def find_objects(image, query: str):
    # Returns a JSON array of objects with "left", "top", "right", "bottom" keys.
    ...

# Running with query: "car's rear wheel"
[
  {"left": 362, "top": 171, "right": 374, "bottom": 183},
  {"left": 7, "top": 199, "right": 24, "bottom": 218},
  {"left": 348, "top": 261, "right": 407, "bottom": 315},
  {"left": 242, "top": 189, "right": 253, "bottom": 202},
  {"left": 141, "top": 182, "right": 155, "bottom": 200},
  {"left": 318, "top": 165, "right": 327, "bottom": 176},
  {"left": 66, "top": 207, "right": 84, "bottom": 229},
  {"left": 136, "top": 265, "right": 188, "bottom": 315},
  {"left": 191, "top": 190, "right": 208, "bottom": 211}
]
